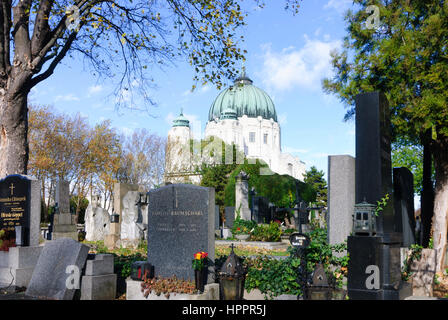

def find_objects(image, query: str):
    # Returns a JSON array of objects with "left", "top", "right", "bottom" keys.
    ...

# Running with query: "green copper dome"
[
  {"left": 220, "top": 108, "right": 238, "bottom": 120},
  {"left": 208, "top": 71, "right": 277, "bottom": 122},
  {"left": 172, "top": 110, "right": 190, "bottom": 127}
]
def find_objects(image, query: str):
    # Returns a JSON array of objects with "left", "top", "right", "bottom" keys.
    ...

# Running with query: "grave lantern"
[
  {"left": 110, "top": 211, "right": 120, "bottom": 223},
  {"left": 352, "top": 200, "right": 377, "bottom": 235},
  {"left": 218, "top": 244, "right": 247, "bottom": 300},
  {"left": 306, "top": 263, "right": 332, "bottom": 300}
]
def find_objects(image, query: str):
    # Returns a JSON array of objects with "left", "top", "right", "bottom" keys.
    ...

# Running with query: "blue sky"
[{"left": 29, "top": 0, "right": 356, "bottom": 178}]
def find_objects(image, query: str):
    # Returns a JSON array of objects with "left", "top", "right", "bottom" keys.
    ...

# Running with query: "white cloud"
[
  {"left": 54, "top": 93, "right": 80, "bottom": 102},
  {"left": 88, "top": 85, "right": 103, "bottom": 96},
  {"left": 324, "top": 0, "right": 353, "bottom": 13},
  {"left": 260, "top": 37, "right": 342, "bottom": 92}
]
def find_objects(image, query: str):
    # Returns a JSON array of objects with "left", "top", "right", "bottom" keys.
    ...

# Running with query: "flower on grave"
[{"left": 192, "top": 251, "right": 209, "bottom": 270}]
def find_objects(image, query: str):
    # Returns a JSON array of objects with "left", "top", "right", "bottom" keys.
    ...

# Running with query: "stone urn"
[{"left": 235, "top": 234, "right": 250, "bottom": 241}]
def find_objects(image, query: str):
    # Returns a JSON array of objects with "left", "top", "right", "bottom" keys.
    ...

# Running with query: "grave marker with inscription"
[
  {"left": 0, "top": 175, "right": 40, "bottom": 250},
  {"left": 146, "top": 184, "right": 215, "bottom": 282}
]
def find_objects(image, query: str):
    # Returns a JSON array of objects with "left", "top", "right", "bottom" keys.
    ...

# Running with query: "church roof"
[{"left": 208, "top": 70, "right": 278, "bottom": 122}]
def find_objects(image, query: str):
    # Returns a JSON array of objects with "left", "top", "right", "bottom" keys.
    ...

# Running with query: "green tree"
[
  {"left": 224, "top": 161, "right": 315, "bottom": 209},
  {"left": 303, "top": 166, "right": 327, "bottom": 206},
  {"left": 322, "top": 0, "right": 448, "bottom": 270},
  {"left": 391, "top": 140, "right": 431, "bottom": 196}
]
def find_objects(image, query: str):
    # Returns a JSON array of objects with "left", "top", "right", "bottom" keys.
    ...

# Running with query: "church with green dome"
[{"left": 165, "top": 69, "right": 306, "bottom": 183}]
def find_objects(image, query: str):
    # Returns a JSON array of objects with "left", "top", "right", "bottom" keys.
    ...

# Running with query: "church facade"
[{"left": 164, "top": 70, "right": 306, "bottom": 184}]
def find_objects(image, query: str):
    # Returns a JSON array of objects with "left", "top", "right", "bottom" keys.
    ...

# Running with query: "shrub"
[
  {"left": 250, "top": 222, "right": 282, "bottom": 242},
  {"left": 244, "top": 254, "right": 302, "bottom": 299},
  {"left": 231, "top": 214, "right": 257, "bottom": 235}
]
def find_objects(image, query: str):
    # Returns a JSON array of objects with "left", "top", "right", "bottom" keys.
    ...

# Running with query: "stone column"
[
  {"left": 235, "top": 171, "right": 251, "bottom": 220},
  {"left": 52, "top": 180, "right": 78, "bottom": 241}
]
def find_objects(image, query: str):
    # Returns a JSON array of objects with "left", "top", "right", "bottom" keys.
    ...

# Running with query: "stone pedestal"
[
  {"left": 347, "top": 234, "right": 412, "bottom": 300},
  {"left": 104, "top": 222, "right": 120, "bottom": 249},
  {"left": 81, "top": 254, "right": 116, "bottom": 300},
  {"left": 52, "top": 213, "right": 78, "bottom": 241},
  {"left": 0, "top": 246, "right": 43, "bottom": 288},
  {"left": 126, "top": 279, "right": 219, "bottom": 300}
]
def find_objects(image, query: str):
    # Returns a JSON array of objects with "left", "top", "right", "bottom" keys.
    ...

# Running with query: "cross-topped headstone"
[{"left": 0, "top": 175, "right": 41, "bottom": 250}]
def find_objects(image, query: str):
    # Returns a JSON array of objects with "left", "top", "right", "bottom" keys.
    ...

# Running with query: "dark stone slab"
[
  {"left": 393, "top": 167, "right": 416, "bottom": 247},
  {"left": 0, "top": 175, "right": 40, "bottom": 249},
  {"left": 147, "top": 184, "right": 215, "bottom": 282},
  {"left": 355, "top": 92, "right": 394, "bottom": 234},
  {"left": 253, "top": 196, "right": 272, "bottom": 224},
  {"left": 224, "top": 207, "right": 235, "bottom": 228},
  {"left": 349, "top": 92, "right": 410, "bottom": 300},
  {"left": 25, "top": 238, "right": 90, "bottom": 300}
]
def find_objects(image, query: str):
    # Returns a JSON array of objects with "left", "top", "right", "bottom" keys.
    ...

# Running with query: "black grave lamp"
[{"left": 218, "top": 244, "right": 247, "bottom": 300}]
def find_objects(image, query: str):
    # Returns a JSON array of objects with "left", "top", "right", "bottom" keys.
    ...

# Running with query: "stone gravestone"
[
  {"left": 26, "top": 238, "right": 90, "bottom": 300},
  {"left": 393, "top": 167, "right": 416, "bottom": 247},
  {"left": 215, "top": 205, "right": 220, "bottom": 230},
  {"left": 120, "top": 190, "right": 142, "bottom": 247},
  {"left": 235, "top": 171, "right": 251, "bottom": 220},
  {"left": 224, "top": 207, "right": 235, "bottom": 228},
  {"left": 253, "top": 196, "right": 272, "bottom": 224},
  {"left": 85, "top": 195, "right": 111, "bottom": 242},
  {"left": 0, "top": 174, "right": 40, "bottom": 248},
  {"left": 52, "top": 180, "right": 77, "bottom": 241},
  {"left": 147, "top": 184, "right": 215, "bottom": 282},
  {"left": 347, "top": 92, "right": 411, "bottom": 300},
  {"left": 104, "top": 182, "right": 139, "bottom": 249},
  {"left": 0, "top": 175, "right": 42, "bottom": 288},
  {"left": 327, "top": 155, "right": 356, "bottom": 250}
]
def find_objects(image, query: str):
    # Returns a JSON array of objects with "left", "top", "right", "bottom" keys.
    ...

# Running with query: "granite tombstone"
[
  {"left": 215, "top": 205, "right": 220, "bottom": 230},
  {"left": 253, "top": 196, "right": 272, "bottom": 224},
  {"left": 393, "top": 167, "right": 416, "bottom": 247},
  {"left": 0, "top": 175, "right": 40, "bottom": 250},
  {"left": 147, "top": 184, "right": 215, "bottom": 282},
  {"left": 347, "top": 92, "right": 411, "bottom": 300},
  {"left": 327, "top": 155, "right": 356, "bottom": 248},
  {"left": 25, "top": 238, "right": 90, "bottom": 300},
  {"left": 224, "top": 206, "right": 235, "bottom": 228}
]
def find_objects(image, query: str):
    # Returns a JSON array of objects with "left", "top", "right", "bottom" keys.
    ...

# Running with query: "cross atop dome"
[{"left": 234, "top": 66, "right": 253, "bottom": 85}]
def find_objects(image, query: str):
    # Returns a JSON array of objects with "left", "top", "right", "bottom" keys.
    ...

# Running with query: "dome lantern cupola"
[{"left": 172, "top": 109, "right": 190, "bottom": 127}]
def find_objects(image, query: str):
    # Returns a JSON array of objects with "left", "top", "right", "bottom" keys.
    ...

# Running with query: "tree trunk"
[
  {"left": 421, "top": 131, "right": 434, "bottom": 247},
  {"left": 0, "top": 91, "right": 30, "bottom": 177},
  {"left": 431, "top": 136, "right": 448, "bottom": 272}
]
